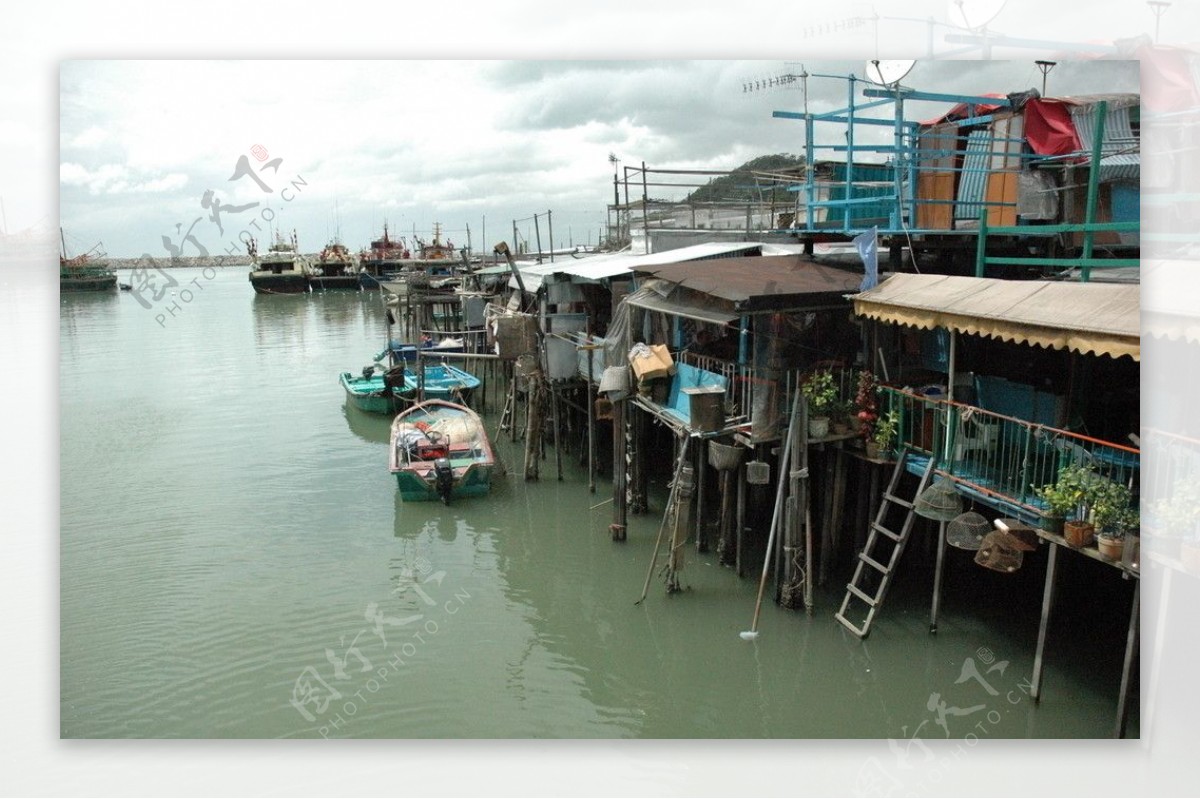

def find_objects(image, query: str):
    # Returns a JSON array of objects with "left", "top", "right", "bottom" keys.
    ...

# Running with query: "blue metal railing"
[{"left": 880, "top": 386, "right": 1140, "bottom": 522}]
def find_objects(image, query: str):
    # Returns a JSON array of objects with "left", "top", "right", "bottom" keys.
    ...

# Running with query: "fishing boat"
[
  {"left": 405, "top": 361, "right": 481, "bottom": 404},
  {"left": 358, "top": 223, "right": 410, "bottom": 289},
  {"left": 389, "top": 399, "right": 495, "bottom": 504},
  {"left": 310, "top": 239, "right": 360, "bottom": 291},
  {"left": 59, "top": 228, "right": 117, "bottom": 292},
  {"left": 340, "top": 363, "right": 414, "bottom": 414},
  {"left": 248, "top": 231, "right": 311, "bottom": 294}
]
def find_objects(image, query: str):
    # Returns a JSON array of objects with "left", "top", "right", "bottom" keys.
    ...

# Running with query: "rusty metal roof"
[{"left": 636, "top": 255, "right": 863, "bottom": 313}]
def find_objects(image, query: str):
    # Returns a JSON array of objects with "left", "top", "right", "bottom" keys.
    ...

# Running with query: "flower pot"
[
  {"left": 1063, "top": 520, "right": 1095, "bottom": 548},
  {"left": 832, "top": 421, "right": 849, "bottom": 436},
  {"left": 1096, "top": 533, "right": 1124, "bottom": 560},
  {"left": 808, "top": 417, "right": 830, "bottom": 439},
  {"left": 1040, "top": 515, "right": 1064, "bottom": 535},
  {"left": 865, "top": 441, "right": 880, "bottom": 460}
]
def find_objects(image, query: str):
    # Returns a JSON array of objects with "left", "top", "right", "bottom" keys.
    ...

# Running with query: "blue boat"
[
  {"left": 340, "top": 364, "right": 414, "bottom": 414},
  {"left": 405, "top": 362, "right": 481, "bottom": 404}
]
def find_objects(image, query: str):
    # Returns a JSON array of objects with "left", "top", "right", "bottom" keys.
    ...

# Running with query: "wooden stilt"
[
  {"left": 611, "top": 398, "right": 627, "bottom": 541},
  {"left": 551, "top": 380, "right": 563, "bottom": 481}
]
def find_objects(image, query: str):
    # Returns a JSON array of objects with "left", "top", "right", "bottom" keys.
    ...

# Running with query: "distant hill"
[{"left": 685, "top": 154, "right": 805, "bottom": 204}]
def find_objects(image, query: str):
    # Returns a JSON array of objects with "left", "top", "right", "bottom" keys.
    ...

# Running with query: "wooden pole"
[
  {"left": 586, "top": 346, "right": 596, "bottom": 493},
  {"left": 551, "top": 380, "right": 563, "bottom": 481},
  {"left": 695, "top": 440, "right": 708, "bottom": 553},
  {"left": 736, "top": 460, "right": 746, "bottom": 577},
  {"left": 611, "top": 397, "right": 627, "bottom": 541}
]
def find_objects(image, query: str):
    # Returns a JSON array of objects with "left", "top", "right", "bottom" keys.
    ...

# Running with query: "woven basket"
[
  {"left": 708, "top": 441, "right": 745, "bottom": 472},
  {"left": 745, "top": 460, "right": 770, "bottom": 485}
]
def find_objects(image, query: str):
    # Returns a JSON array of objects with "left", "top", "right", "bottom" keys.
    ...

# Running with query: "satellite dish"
[
  {"left": 948, "top": 0, "right": 1008, "bottom": 29},
  {"left": 865, "top": 59, "right": 916, "bottom": 86}
]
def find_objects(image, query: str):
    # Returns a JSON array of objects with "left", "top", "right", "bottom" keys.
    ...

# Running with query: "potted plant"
[
  {"left": 1044, "top": 462, "right": 1098, "bottom": 547},
  {"left": 854, "top": 370, "right": 879, "bottom": 444},
  {"left": 802, "top": 369, "right": 837, "bottom": 439},
  {"left": 1034, "top": 470, "right": 1084, "bottom": 535},
  {"left": 1091, "top": 477, "right": 1133, "bottom": 559},
  {"left": 868, "top": 410, "right": 898, "bottom": 460}
]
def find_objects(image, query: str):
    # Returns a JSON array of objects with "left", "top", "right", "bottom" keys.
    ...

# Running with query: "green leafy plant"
[
  {"left": 1089, "top": 477, "right": 1133, "bottom": 535},
  {"left": 1036, "top": 462, "right": 1094, "bottom": 521},
  {"left": 872, "top": 410, "right": 899, "bottom": 452},
  {"left": 802, "top": 369, "right": 837, "bottom": 419}
]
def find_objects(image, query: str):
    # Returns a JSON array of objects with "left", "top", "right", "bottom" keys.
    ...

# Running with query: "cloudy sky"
[{"left": 57, "top": 57, "right": 1140, "bottom": 258}]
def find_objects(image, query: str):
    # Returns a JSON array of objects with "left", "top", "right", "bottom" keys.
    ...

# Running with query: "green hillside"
[{"left": 685, "top": 153, "right": 805, "bottom": 203}]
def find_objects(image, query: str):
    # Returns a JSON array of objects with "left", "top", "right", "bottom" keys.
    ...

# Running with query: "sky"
[
  {"left": 5, "top": 0, "right": 1200, "bottom": 796},
  {"left": 56, "top": 58, "right": 1141, "bottom": 258}
]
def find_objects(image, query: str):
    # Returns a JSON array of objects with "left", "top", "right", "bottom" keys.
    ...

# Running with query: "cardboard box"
[{"left": 629, "top": 343, "right": 675, "bottom": 381}]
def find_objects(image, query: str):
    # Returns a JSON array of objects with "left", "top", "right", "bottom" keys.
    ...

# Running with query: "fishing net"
[
  {"left": 974, "top": 531, "right": 1024, "bottom": 573},
  {"left": 946, "top": 511, "right": 990, "bottom": 551},
  {"left": 915, "top": 477, "right": 963, "bottom": 522},
  {"left": 995, "top": 518, "right": 1039, "bottom": 552}
]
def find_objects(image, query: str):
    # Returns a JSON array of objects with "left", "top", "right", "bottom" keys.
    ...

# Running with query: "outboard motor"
[
  {"left": 362, "top": 365, "right": 376, "bottom": 380},
  {"left": 383, "top": 364, "right": 406, "bottom": 394},
  {"left": 433, "top": 457, "right": 454, "bottom": 505}
]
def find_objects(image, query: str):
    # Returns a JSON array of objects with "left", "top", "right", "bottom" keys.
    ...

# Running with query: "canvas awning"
[
  {"left": 625, "top": 286, "right": 739, "bottom": 326},
  {"left": 853, "top": 273, "right": 1139, "bottom": 361}
]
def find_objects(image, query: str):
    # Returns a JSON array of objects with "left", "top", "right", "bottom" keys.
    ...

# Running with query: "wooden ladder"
[{"left": 834, "top": 447, "right": 937, "bottom": 639}]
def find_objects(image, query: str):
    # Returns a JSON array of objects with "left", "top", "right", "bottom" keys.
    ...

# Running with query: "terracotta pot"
[
  {"left": 865, "top": 441, "right": 880, "bottom": 460},
  {"left": 1063, "top": 520, "right": 1095, "bottom": 548},
  {"left": 1096, "top": 534, "right": 1124, "bottom": 560}
]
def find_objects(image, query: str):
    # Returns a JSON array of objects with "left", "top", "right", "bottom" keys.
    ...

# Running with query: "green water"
[{"left": 60, "top": 267, "right": 1136, "bottom": 741}]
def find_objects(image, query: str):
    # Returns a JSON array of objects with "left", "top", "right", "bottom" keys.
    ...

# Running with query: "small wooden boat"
[
  {"left": 389, "top": 399, "right": 495, "bottom": 503},
  {"left": 340, "top": 364, "right": 414, "bottom": 414},
  {"left": 404, "top": 362, "right": 481, "bottom": 403}
]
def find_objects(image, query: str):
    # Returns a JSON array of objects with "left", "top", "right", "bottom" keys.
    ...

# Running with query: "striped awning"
[{"left": 853, "top": 274, "right": 1139, "bottom": 361}]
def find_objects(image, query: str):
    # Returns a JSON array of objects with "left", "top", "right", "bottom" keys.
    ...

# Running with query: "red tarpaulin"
[{"left": 1024, "top": 99, "right": 1082, "bottom": 157}]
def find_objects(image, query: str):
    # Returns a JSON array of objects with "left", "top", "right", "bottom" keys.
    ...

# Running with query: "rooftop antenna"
[
  {"left": 1147, "top": 1, "right": 1171, "bottom": 44},
  {"left": 1034, "top": 60, "right": 1057, "bottom": 96}
]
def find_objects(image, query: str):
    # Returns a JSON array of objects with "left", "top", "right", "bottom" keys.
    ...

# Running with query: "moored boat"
[
  {"left": 358, "top": 223, "right": 410, "bottom": 289},
  {"left": 59, "top": 229, "right": 117, "bottom": 292},
  {"left": 389, "top": 399, "right": 495, "bottom": 503},
  {"left": 248, "top": 231, "right": 311, "bottom": 294},
  {"left": 310, "top": 240, "right": 360, "bottom": 290},
  {"left": 340, "top": 363, "right": 414, "bottom": 414},
  {"left": 404, "top": 361, "right": 481, "bottom": 404}
]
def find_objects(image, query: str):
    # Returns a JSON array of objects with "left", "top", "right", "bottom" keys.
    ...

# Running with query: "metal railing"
[{"left": 880, "top": 386, "right": 1140, "bottom": 520}]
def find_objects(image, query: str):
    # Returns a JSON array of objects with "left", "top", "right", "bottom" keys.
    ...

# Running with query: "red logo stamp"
[{"left": 250, "top": 144, "right": 269, "bottom": 162}]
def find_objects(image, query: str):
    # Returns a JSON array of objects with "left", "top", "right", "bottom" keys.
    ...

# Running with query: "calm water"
[{"left": 60, "top": 266, "right": 1136, "bottom": 740}]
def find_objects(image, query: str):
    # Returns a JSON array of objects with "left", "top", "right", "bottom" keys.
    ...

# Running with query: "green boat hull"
[{"left": 393, "top": 461, "right": 493, "bottom": 501}]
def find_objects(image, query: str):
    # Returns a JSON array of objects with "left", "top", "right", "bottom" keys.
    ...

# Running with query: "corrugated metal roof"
[
  {"left": 956, "top": 128, "right": 993, "bottom": 220},
  {"left": 1098, "top": 152, "right": 1140, "bottom": 182},
  {"left": 853, "top": 273, "right": 1139, "bottom": 361},
  {"left": 499, "top": 242, "right": 766, "bottom": 291},
  {"left": 637, "top": 255, "right": 863, "bottom": 313}
]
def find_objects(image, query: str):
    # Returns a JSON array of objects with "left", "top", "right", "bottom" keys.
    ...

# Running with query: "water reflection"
[{"left": 342, "top": 403, "right": 391, "bottom": 445}]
